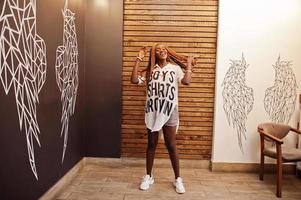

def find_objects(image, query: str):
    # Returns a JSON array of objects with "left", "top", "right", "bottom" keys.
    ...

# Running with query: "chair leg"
[
  {"left": 276, "top": 160, "right": 282, "bottom": 197},
  {"left": 259, "top": 153, "right": 264, "bottom": 180},
  {"left": 276, "top": 146, "right": 283, "bottom": 198}
]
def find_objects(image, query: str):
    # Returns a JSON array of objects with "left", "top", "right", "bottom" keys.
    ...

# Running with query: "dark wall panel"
[
  {"left": 0, "top": 0, "right": 85, "bottom": 199},
  {"left": 85, "top": 0, "right": 123, "bottom": 157}
]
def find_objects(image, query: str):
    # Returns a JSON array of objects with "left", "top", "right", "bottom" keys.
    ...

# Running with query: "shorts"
[{"left": 164, "top": 107, "right": 179, "bottom": 127}]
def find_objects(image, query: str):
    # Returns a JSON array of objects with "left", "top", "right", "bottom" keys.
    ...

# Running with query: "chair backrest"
[{"left": 258, "top": 123, "right": 291, "bottom": 139}]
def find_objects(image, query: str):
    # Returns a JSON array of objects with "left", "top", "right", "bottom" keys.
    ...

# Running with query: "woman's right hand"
[
  {"left": 137, "top": 47, "right": 147, "bottom": 60},
  {"left": 131, "top": 47, "right": 146, "bottom": 84}
]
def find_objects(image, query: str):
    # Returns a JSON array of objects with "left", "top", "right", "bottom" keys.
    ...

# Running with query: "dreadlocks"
[{"left": 145, "top": 43, "right": 196, "bottom": 82}]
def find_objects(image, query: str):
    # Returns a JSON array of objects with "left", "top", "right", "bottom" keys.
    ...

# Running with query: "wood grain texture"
[{"left": 122, "top": 0, "right": 218, "bottom": 160}]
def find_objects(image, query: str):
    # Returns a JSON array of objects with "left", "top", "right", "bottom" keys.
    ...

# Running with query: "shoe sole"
[{"left": 176, "top": 189, "right": 185, "bottom": 194}]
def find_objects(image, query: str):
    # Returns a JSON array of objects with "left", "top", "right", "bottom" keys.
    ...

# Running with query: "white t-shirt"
[{"left": 139, "top": 63, "right": 184, "bottom": 132}]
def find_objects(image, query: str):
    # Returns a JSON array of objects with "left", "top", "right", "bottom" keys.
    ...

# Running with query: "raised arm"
[
  {"left": 181, "top": 56, "right": 194, "bottom": 85},
  {"left": 131, "top": 47, "right": 146, "bottom": 84}
]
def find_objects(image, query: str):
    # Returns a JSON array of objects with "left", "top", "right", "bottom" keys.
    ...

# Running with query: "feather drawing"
[
  {"left": 264, "top": 56, "right": 297, "bottom": 124},
  {"left": 222, "top": 54, "right": 254, "bottom": 152},
  {"left": 0, "top": 0, "right": 47, "bottom": 179},
  {"left": 55, "top": 0, "right": 79, "bottom": 163}
]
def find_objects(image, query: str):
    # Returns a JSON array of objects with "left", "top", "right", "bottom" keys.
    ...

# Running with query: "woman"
[{"left": 131, "top": 43, "right": 194, "bottom": 194}]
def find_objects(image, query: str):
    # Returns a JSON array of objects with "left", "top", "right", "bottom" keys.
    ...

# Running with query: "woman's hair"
[{"left": 145, "top": 43, "right": 196, "bottom": 82}]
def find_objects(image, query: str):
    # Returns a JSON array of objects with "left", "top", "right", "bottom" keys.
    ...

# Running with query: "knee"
[
  {"left": 147, "top": 141, "right": 157, "bottom": 151},
  {"left": 165, "top": 142, "right": 177, "bottom": 153}
]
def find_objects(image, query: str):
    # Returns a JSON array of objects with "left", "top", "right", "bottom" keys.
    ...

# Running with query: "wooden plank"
[
  {"left": 124, "top": 45, "right": 217, "bottom": 51},
  {"left": 121, "top": 148, "right": 212, "bottom": 155},
  {"left": 122, "top": 57, "right": 216, "bottom": 63},
  {"left": 124, "top": 20, "right": 217, "bottom": 27},
  {"left": 122, "top": 77, "right": 215, "bottom": 84},
  {"left": 123, "top": 41, "right": 216, "bottom": 48},
  {"left": 124, "top": 0, "right": 218, "bottom": 6},
  {"left": 123, "top": 106, "right": 214, "bottom": 113},
  {"left": 123, "top": 86, "right": 215, "bottom": 93},
  {"left": 122, "top": 105, "right": 214, "bottom": 112},
  {"left": 122, "top": 119, "right": 213, "bottom": 127},
  {"left": 123, "top": 56, "right": 216, "bottom": 63},
  {"left": 124, "top": 9, "right": 217, "bottom": 16},
  {"left": 123, "top": 73, "right": 216, "bottom": 80},
  {"left": 122, "top": 72, "right": 216, "bottom": 79},
  {"left": 124, "top": 36, "right": 217, "bottom": 43},
  {"left": 124, "top": 31, "right": 217, "bottom": 39},
  {"left": 122, "top": 138, "right": 207, "bottom": 143},
  {"left": 122, "top": 84, "right": 216, "bottom": 90},
  {"left": 123, "top": 87, "right": 215, "bottom": 93},
  {"left": 124, "top": 46, "right": 216, "bottom": 53},
  {"left": 122, "top": 143, "right": 212, "bottom": 150},
  {"left": 122, "top": 114, "right": 214, "bottom": 122},
  {"left": 178, "top": 116, "right": 213, "bottom": 122},
  {"left": 123, "top": 53, "right": 216, "bottom": 59},
  {"left": 122, "top": 122, "right": 213, "bottom": 130},
  {"left": 121, "top": 146, "right": 213, "bottom": 152},
  {"left": 125, "top": 24, "right": 216, "bottom": 32},
  {"left": 122, "top": 94, "right": 214, "bottom": 101},
  {"left": 122, "top": 124, "right": 213, "bottom": 131},
  {"left": 120, "top": 122, "right": 214, "bottom": 129},
  {"left": 123, "top": 52, "right": 216, "bottom": 58},
  {"left": 121, "top": 133, "right": 213, "bottom": 140},
  {"left": 122, "top": 138, "right": 212, "bottom": 145},
  {"left": 123, "top": 63, "right": 215, "bottom": 70},
  {"left": 124, "top": 15, "right": 217, "bottom": 22},
  {"left": 123, "top": 86, "right": 214, "bottom": 97},
  {"left": 122, "top": 153, "right": 210, "bottom": 160},
  {"left": 121, "top": 128, "right": 213, "bottom": 135},
  {"left": 124, "top": 5, "right": 218, "bottom": 11},
  {"left": 122, "top": 110, "right": 214, "bottom": 117}
]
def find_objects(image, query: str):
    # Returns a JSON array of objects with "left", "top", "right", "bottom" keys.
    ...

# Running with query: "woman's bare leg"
[
  {"left": 146, "top": 130, "right": 159, "bottom": 176},
  {"left": 162, "top": 125, "right": 180, "bottom": 179}
]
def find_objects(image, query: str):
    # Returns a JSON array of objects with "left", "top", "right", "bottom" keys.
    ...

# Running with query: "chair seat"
[{"left": 264, "top": 146, "right": 301, "bottom": 162}]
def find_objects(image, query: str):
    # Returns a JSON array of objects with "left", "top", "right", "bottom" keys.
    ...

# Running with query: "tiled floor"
[{"left": 56, "top": 158, "right": 301, "bottom": 200}]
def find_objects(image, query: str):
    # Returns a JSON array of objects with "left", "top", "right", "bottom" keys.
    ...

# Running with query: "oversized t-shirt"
[{"left": 139, "top": 63, "right": 184, "bottom": 132}]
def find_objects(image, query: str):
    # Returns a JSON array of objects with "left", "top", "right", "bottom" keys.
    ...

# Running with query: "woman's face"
[{"left": 155, "top": 44, "right": 168, "bottom": 61}]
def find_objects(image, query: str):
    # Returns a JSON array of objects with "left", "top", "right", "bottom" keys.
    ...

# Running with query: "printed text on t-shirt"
[{"left": 145, "top": 70, "right": 176, "bottom": 116}]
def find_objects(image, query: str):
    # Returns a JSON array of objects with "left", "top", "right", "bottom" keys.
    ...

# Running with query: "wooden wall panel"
[{"left": 122, "top": 0, "right": 218, "bottom": 160}]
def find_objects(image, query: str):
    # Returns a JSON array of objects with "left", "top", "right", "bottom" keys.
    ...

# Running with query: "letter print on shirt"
[{"left": 145, "top": 63, "right": 184, "bottom": 132}]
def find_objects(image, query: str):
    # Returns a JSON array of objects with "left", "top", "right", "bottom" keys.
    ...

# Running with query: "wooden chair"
[{"left": 258, "top": 123, "right": 301, "bottom": 197}]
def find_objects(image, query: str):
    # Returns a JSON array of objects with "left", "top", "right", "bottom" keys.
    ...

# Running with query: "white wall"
[{"left": 212, "top": 0, "right": 301, "bottom": 163}]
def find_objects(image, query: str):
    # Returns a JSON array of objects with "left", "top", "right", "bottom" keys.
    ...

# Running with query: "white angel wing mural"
[
  {"left": 264, "top": 56, "right": 297, "bottom": 124},
  {"left": 55, "top": 0, "right": 79, "bottom": 162},
  {"left": 0, "top": 0, "right": 47, "bottom": 180},
  {"left": 222, "top": 54, "right": 254, "bottom": 152}
]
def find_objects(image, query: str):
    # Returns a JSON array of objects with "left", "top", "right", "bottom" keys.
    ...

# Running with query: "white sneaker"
[
  {"left": 139, "top": 174, "right": 154, "bottom": 190},
  {"left": 173, "top": 177, "right": 185, "bottom": 194}
]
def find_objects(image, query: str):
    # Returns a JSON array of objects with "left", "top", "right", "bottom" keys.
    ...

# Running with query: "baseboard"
[
  {"left": 211, "top": 162, "right": 296, "bottom": 174},
  {"left": 39, "top": 157, "right": 85, "bottom": 200}
]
